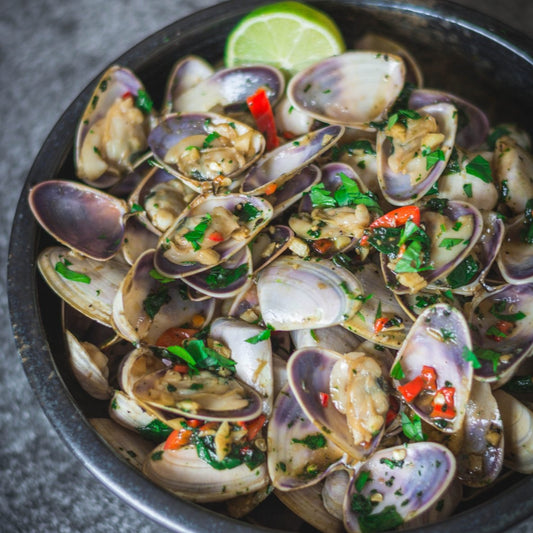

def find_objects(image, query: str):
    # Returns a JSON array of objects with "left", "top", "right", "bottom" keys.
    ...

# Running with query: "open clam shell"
[
  {"left": 382, "top": 200, "right": 483, "bottom": 295},
  {"left": 377, "top": 103, "right": 458, "bottom": 205},
  {"left": 497, "top": 214, "right": 533, "bottom": 285},
  {"left": 287, "top": 51, "right": 405, "bottom": 130},
  {"left": 170, "top": 64, "right": 284, "bottom": 114},
  {"left": 250, "top": 225, "right": 293, "bottom": 272},
  {"left": 112, "top": 249, "right": 215, "bottom": 345},
  {"left": 408, "top": 89, "right": 489, "bottom": 149},
  {"left": 162, "top": 55, "right": 215, "bottom": 114},
  {"left": 143, "top": 443, "right": 268, "bottom": 503},
  {"left": 342, "top": 262, "right": 413, "bottom": 349},
  {"left": 38, "top": 246, "right": 129, "bottom": 326},
  {"left": 121, "top": 215, "right": 160, "bottom": 265},
  {"left": 148, "top": 112, "right": 265, "bottom": 192},
  {"left": 29, "top": 180, "right": 128, "bottom": 260},
  {"left": 288, "top": 347, "right": 385, "bottom": 460},
  {"left": 268, "top": 383, "right": 346, "bottom": 491},
  {"left": 257, "top": 255, "right": 363, "bottom": 331},
  {"left": 132, "top": 367, "right": 263, "bottom": 422},
  {"left": 210, "top": 317, "right": 274, "bottom": 416},
  {"left": 241, "top": 125, "right": 344, "bottom": 195},
  {"left": 493, "top": 389, "right": 533, "bottom": 474},
  {"left": 469, "top": 283, "right": 533, "bottom": 382},
  {"left": 75, "top": 66, "right": 151, "bottom": 188},
  {"left": 154, "top": 193, "right": 272, "bottom": 278},
  {"left": 66, "top": 330, "right": 112, "bottom": 400},
  {"left": 391, "top": 304, "right": 473, "bottom": 433},
  {"left": 456, "top": 381, "right": 504, "bottom": 487},
  {"left": 343, "top": 442, "right": 456, "bottom": 533}
]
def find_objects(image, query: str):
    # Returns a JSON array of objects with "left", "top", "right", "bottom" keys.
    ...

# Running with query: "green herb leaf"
[
  {"left": 439, "top": 238, "right": 463, "bottom": 250},
  {"left": 387, "top": 109, "right": 421, "bottom": 129},
  {"left": 445, "top": 255, "right": 479, "bottom": 289},
  {"left": 166, "top": 344, "right": 198, "bottom": 366},
  {"left": 462, "top": 346, "right": 481, "bottom": 369},
  {"left": 184, "top": 339, "right": 237, "bottom": 371},
  {"left": 130, "top": 203, "right": 144, "bottom": 213},
  {"left": 394, "top": 240, "right": 434, "bottom": 273},
  {"left": 183, "top": 214, "right": 212, "bottom": 251},
  {"left": 149, "top": 269, "right": 175, "bottom": 284},
  {"left": 291, "top": 433, "right": 327, "bottom": 450},
  {"left": 203, "top": 131, "right": 221, "bottom": 148},
  {"left": 489, "top": 303, "right": 526, "bottom": 322},
  {"left": 424, "top": 148, "right": 445, "bottom": 170},
  {"left": 205, "top": 263, "right": 248, "bottom": 289},
  {"left": 138, "top": 419, "right": 173, "bottom": 443},
  {"left": 487, "top": 126, "right": 511, "bottom": 150},
  {"left": 235, "top": 202, "right": 261, "bottom": 223},
  {"left": 401, "top": 412, "right": 427, "bottom": 442},
  {"left": 143, "top": 285, "right": 171, "bottom": 319},
  {"left": 463, "top": 183, "right": 473, "bottom": 198},
  {"left": 474, "top": 347, "right": 501, "bottom": 374},
  {"left": 135, "top": 89, "right": 153, "bottom": 114},
  {"left": 355, "top": 470, "right": 371, "bottom": 492},
  {"left": 245, "top": 325, "right": 274, "bottom": 344},
  {"left": 390, "top": 361, "right": 405, "bottom": 380},
  {"left": 465, "top": 155, "right": 492, "bottom": 183},
  {"left": 309, "top": 183, "right": 336, "bottom": 208},
  {"left": 54, "top": 259, "right": 91, "bottom": 284}
]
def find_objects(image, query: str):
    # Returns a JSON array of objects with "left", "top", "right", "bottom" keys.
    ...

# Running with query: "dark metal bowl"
[{"left": 8, "top": 0, "right": 533, "bottom": 531}]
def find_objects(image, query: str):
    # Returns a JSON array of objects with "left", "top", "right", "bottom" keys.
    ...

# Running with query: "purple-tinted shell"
[
  {"left": 497, "top": 214, "right": 533, "bottom": 285},
  {"left": 148, "top": 112, "right": 265, "bottom": 192},
  {"left": 377, "top": 103, "right": 457, "bottom": 205},
  {"left": 251, "top": 225, "right": 293, "bottom": 272},
  {"left": 381, "top": 200, "right": 483, "bottom": 294},
  {"left": 163, "top": 55, "right": 214, "bottom": 114},
  {"left": 171, "top": 64, "right": 284, "bottom": 113},
  {"left": 391, "top": 304, "right": 473, "bottom": 433},
  {"left": 268, "top": 383, "right": 345, "bottom": 490},
  {"left": 343, "top": 443, "right": 456, "bottom": 533},
  {"left": 133, "top": 367, "right": 263, "bottom": 422},
  {"left": 108, "top": 152, "right": 153, "bottom": 199},
  {"left": 181, "top": 246, "right": 252, "bottom": 298},
  {"left": 270, "top": 165, "right": 321, "bottom": 218},
  {"left": 408, "top": 89, "right": 489, "bottom": 150},
  {"left": 457, "top": 381, "right": 504, "bottom": 487},
  {"left": 122, "top": 215, "right": 159, "bottom": 265},
  {"left": 29, "top": 180, "right": 127, "bottom": 260},
  {"left": 75, "top": 66, "right": 147, "bottom": 188},
  {"left": 469, "top": 283, "right": 533, "bottom": 381},
  {"left": 241, "top": 126, "right": 344, "bottom": 195},
  {"left": 287, "top": 347, "right": 382, "bottom": 460},
  {"left": 154, "top": 193, "right": 273, "bottom": 278}
]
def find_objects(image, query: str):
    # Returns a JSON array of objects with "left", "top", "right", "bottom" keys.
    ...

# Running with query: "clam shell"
[
  {"left": 241, "top": 126, "right": 344, "bottom": 195},
  {"left": 469, "top": 283, "right": 533, "bottom": 382},
  {"left": 29, "top": 180, "right": 127, "bottom": 260},
  {"left": 268, "top": 383, "right": 346, "bottom": 491},
  {"left": 37, "top": 246, "right": 129, "bottom": 326},
  {"left": 377, "top": 103, "right": 458, "bottom": 205},
  {"left": 288, "top": 347, "right": 383, "bottom": 460},
  {"left": 342, "top": 262, "right": 413, "bottom": 349},
  {"left": 391, "top": 304, "right": 473, "bottom": 433},
  {"left": 163, "top": 55, "right": 215, "bottom": 114},
  {"left": 143, "top": 443, "right": 268, "bottom": 502},
  {"left": 408, "top": 89, "right": 489, "bottom": 149},
  {"left": 497, "top": 214, "right": 533, "bottom": 285},
  {"left": 290, "top": 325, "right": 362, "bottom": 353},
  {"left": 494, "top": 389, "right": 533, "bottom": 474},
  {"left": 75, "top": 66, "right": 150, "bottom": 188},
  {"left": 343, "top": 442, "right": 456, "bottom": 533},
  {"left": 148, "top": 112, "right": 265, "bottom": 192},
  {"left": 456, "top": 381, "right": 504, "bottom": 487},
  {"left": 210, "top": 317, "right": 274, "bottom": 416},
  {"left": 154, "top": 193, "right": 273, "bottom": 278},
  {"left": 257, "top": 255, "right": 362, "bottom": 331},
  {"left": 287, "top": 51, "right": 405, "bottom": 130},
  {"left": 171, "top": 64, "right": 284, "bottom": 113},
  {"left": 251, "top": 225, "right": 293, "bottom": 273}
]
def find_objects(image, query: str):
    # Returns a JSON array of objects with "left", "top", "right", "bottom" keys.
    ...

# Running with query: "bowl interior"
[{"left": 8, "top": 0, "right": 533, "bottom": 532}]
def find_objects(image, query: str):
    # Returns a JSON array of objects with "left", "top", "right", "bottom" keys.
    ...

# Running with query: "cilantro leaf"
[{"left": 465, "top": 155, "right": 492, "bottom": 183}]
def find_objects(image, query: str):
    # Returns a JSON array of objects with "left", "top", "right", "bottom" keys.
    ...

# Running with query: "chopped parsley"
[
  {"left": 203, "top": 131, "right": 221, "bottom": 148},
  {"left": 135, "top": 89, "right": 153, "bottom": 114},
  {"left": 245, "top": 324, "right": 274, "bottom": 344},
  {"left": 291, "top": 433, "right": 327, "bottom": 450},
  {"left": 183, "top": 214, "right": 212, "bottom": 251},
  {"left": 465, "top": 155, "right": 492, "bottom": 183},
  {"left": 462, "top": 346, "right": 481, "bottom": 369},
  {"left": 423, "top": 147, "right": 445, "bottom": 170},
  {"left": 163, "top": 338, "right": 236, "bottom": 373},
  {"left": 204, "top": 263, "right": 248, "bottom": 289},
  {"left": 487, "top": 126, "right": 511, "bottom": 150},
  {"left": 149, "top": 269, "right": 174, "bottom": 284},
  {"left": 474, "top": 347, "right": 501, "bottom": 374},
  {"left": 463, "top": 183, "right": 473, "bottom": 198},
  {"left": 355, "top": 470, "right": 371, "bottom": 492},
  {"left": 401, "top": 412, "right": 426, "bottom": 442},
  {"left": 489, "top": 301, "right": 526, "bottom": 322},
  {"left": 439, "top": 238, "right": 463, "bottom": 250},
  {"left": 235, "top": 202, "right": 260, "bottom": 223},
  {"left": 54, "top": 258, "right": 91, "bottom": 284},
  {"left": 445, "top": 255, "right": 479, "bottom": 289},
  {"left": 143, "top": 285, "right": 171, "bottom": 319},
  {"left": 521, "top": 199, "right": 533, "bottom": 244},
  {"left": 390, "top": 361, "right": 405, "bottom": 380},
  {"left": 387, "top": 109, "right": 421, "bottom": 129}
]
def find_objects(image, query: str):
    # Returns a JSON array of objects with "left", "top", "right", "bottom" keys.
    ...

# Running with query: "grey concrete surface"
[{"left": 1, "top": 0, "right": 532, "bottom": 532}]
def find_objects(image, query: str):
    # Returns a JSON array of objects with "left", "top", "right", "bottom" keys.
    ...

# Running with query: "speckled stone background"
[{"left": 1, "top": 0, "right": 532, "bottom": 532}]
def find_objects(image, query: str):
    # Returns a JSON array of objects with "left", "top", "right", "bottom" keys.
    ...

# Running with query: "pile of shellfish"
[{"left": 29, "top": 31, "right": 533, "bottom": 533}]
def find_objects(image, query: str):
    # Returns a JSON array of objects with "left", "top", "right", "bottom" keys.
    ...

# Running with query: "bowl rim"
[{"left": 7, "top": 0, "right": 533, "bottom": 532}]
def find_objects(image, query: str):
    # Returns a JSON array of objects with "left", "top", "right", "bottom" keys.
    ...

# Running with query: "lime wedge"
[{"left": 225, "top": 1, "right": 346, "bottom": 77}]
